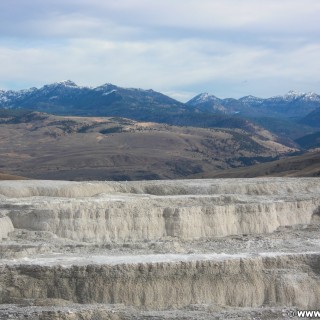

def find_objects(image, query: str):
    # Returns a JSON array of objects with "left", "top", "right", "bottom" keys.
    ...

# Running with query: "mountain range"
[
  {"left": 1, "top": 80, "right": 320, "bottom": 180},
  {"left": 1, "top": 81, "right": 319, "bottom": 121},
  {"left": 187, "top": 90, "right": 320, "bottom": 120},
  {"left": 1, "top": 81, "right": 319, "bottom": 149},
  {"left": 0, "top": 80, "right": 186, "bottom": 117}
]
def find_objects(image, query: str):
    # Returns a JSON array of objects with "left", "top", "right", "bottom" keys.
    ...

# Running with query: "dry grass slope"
[
  {"left": 0, "top": 112, "right": 296, "bottom": 180},
  {"left": 0, "top": 172, "right": 27, "bottom": 180},
  {"left": 198, "top": 150, "right": 320, "bottom": 178}
]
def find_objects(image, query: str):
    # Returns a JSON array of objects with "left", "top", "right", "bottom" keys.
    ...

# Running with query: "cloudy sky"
[{"left": 0, "top": 0, "right": 320, "bottom": 101}]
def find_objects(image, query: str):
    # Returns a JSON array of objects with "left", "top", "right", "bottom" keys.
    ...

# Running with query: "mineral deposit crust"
[{"left": 0, "top": 178, "right": 320, "bottom": 318}]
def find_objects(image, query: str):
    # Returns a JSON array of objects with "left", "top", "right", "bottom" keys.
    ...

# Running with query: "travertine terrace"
[{"left": 0, "top": 178, "right": 320, "bottom": 319}]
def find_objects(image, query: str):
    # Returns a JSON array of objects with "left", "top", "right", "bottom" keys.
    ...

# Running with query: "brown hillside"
[
  {"left": 196, "top": 150, "right": 320, "bottom": 178},
  {"left": 0, "top": 172, "right": 27, "bottom": 180},
  {"left": 0, "top": 112, "right": 296, "bottom": 180}
]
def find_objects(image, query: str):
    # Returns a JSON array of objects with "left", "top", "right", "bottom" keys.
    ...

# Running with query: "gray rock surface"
[{"left": 0, "top": 178, "right": 320, "bottom": 319}]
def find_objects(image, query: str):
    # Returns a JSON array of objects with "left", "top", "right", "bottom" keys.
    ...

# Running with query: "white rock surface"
[
  {"left": 1, "top": 253, "right": 319, "bottom": 310},
  {"left": 1, "top": 178, "right": 320, "bottom": 243},
  {"left": 0, "top": 178, "right": 320, "bottom": 319},
  {"left": 0, "top": 177, "right": 320, "bottom": 198},
  {"left": 0, "top": 217, "right": 14, "bottom": 241}
]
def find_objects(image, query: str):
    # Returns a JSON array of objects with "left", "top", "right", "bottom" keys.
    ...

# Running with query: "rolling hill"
[
  {"left": 295, "top": 131, "right": 320, "bottom": 150},
  {"left": 193, "top": 151, "right": 320, "bottom": 178},
  {"left": 0, "top": 110, "right": 296, "bottom": 181},
  {"left": 0, "top": 172, "right": 27, "bottom": 180}
]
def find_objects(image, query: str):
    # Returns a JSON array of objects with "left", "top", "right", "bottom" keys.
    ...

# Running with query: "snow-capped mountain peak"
[
  {"left": 286, "top": 90, "right": 303, "bottom": 96},
  {"left": 239, "top": 95, "right": 264, "bottom": 104},
  {"left": 197, "top": 93, "right": 210, "bottom": 101},
  {"left": 280, "top": 90, "right": 320, "bottom": 102},
  {"left": 94, "top": 83, "right": 118, "bottom": 92},
  {"left": 188, "top": 93, "right": 220, "bottom": 105},
  {"left": 303, "top": 92, "right": 320, "bottom": 102},
  {"left": 55, "top": 80, "right": 78, "bottom": 87}
]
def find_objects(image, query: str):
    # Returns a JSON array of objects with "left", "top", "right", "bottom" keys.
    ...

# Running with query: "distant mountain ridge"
[
  {"left": 1, "top": 81, "right": 319, "bottom": 143},
  {"left": 2, "top": 81, "right": 319, "bottom": 119},
  {"left": 0, "top": 81, "right": 270, "bottom": 135},
  {"left": 0, "top": 80, "right": 186, "bottom": 116},
  {"left": 187, "top": 90, "right": 320, "bottom": 119}
]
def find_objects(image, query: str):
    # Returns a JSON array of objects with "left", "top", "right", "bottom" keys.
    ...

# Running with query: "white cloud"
[
  {"left": 1, "top": 37, "right": 319, "bottom": 98},
  {"left": 0, "top": 0, "right": 319, "bottom": 97},
  {"left": 1, "top": 0, "right": 320, "bottom": 39}
]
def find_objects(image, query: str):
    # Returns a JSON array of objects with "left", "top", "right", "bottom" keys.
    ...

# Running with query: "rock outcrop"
[
  {"left": 0, "top": 178, "right": 320, "bottom": 319},
  {"left": 1, "top": 179, "right": 320, "bottom": 243},
  {"left": 0, "top": 253, "right": 320, "bottom": 310}
]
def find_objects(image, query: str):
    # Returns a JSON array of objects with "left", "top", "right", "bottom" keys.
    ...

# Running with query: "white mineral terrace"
[
  {"left": 2, "top": 251, "right": 317, "bottom": 267},
  {"left": 1, "top": 178, "right": 320, "bottom": 243},
  {"left": 1, "top": 177, "right": 320, "bottom": 198},
  {"left": 0, "top": 178, "right": 320, "bottom": 318}
]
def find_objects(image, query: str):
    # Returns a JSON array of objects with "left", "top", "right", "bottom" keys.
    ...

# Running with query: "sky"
[{"left": 0, "top": 0, "right": 320, "bottom": 101}]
